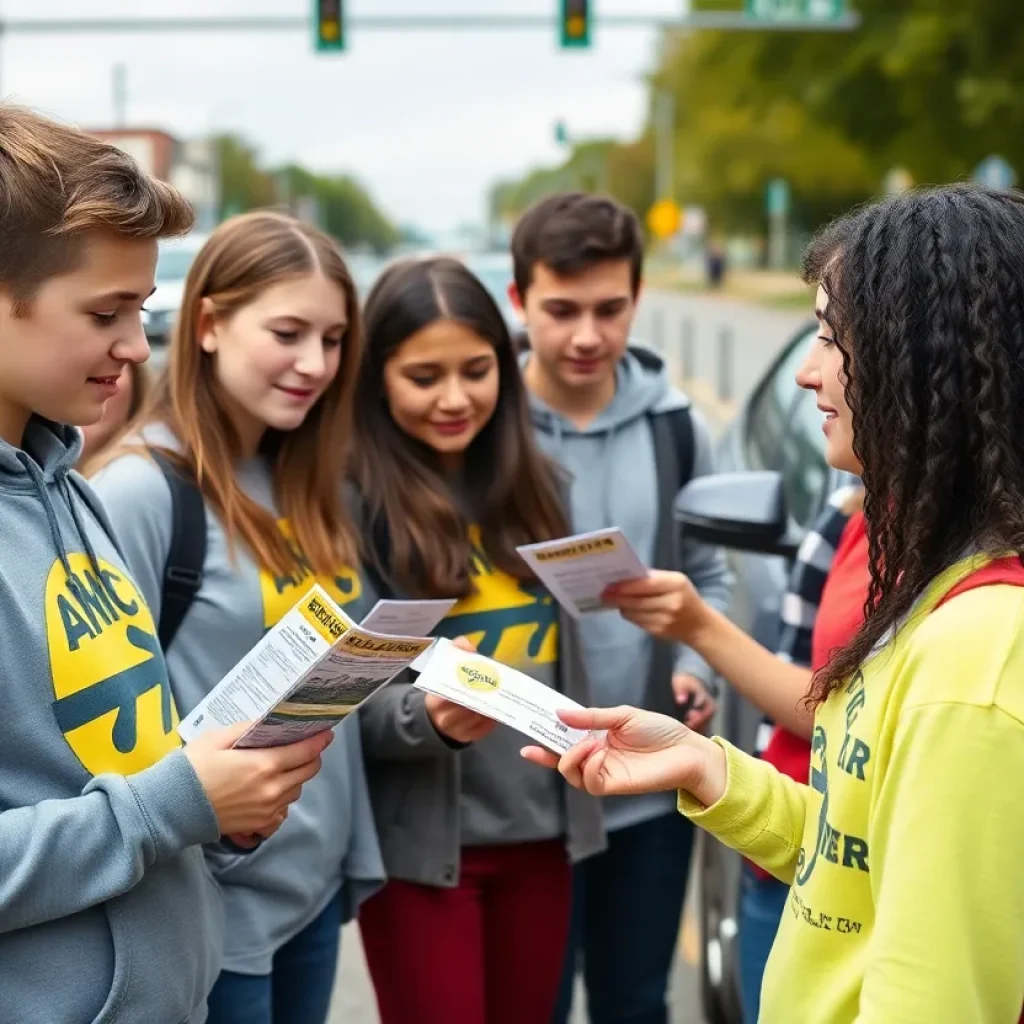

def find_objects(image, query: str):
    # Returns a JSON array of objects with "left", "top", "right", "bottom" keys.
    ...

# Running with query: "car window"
[
  {"left": 745, "top": 325, "right": 829, "bottom": 529},
  {"left": 745, "top": 326, "right": 815, "bottom": 469},
  {"left": 156, "top": 246, "right": 199, "bottom": 282}
]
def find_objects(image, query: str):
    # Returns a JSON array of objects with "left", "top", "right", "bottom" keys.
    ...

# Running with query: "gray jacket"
[{"left": 354, "top": 494, "right": 607, "bottom": 887}]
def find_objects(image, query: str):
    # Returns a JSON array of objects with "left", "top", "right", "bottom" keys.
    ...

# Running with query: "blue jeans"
[
  {"left": 737, "top": 866, "right": 789, "bottom": 1024},
  {"left": 206, "top": 891, "right": 343, "bottom": 1024},
  {"left": 552, "top": 812, "right": 695, "bottom": 1024}
]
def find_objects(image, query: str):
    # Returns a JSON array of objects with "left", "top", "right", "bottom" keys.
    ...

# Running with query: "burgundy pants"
[{"left": 359, "top": 840, "right": 571, "bottom": 1024}]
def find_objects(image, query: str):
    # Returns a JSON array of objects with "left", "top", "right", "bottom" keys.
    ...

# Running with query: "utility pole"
[
  {"left": 654, "top": 89, "right": 675, "bottom": 202},
  {"left": 112, "top": 62, "right": 127, "bottom": 128}
]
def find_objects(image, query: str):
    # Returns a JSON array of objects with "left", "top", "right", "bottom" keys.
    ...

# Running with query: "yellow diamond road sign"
[{"left": 647, "top": 199, "right": 682, "bottom": 240}]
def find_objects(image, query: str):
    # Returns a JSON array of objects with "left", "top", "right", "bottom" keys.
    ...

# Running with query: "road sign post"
[{"left": 766, "top": 177, "right": 790, "bottom": 269}]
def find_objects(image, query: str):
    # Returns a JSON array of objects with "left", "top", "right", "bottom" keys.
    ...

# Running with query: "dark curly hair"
[{"left": 805, "top": 183, "right": 1024, "bottom": 704}]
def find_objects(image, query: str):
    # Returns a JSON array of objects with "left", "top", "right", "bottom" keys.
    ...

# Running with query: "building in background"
[{"left": 90, "top": 128, "right": 220, "bottom": 233}]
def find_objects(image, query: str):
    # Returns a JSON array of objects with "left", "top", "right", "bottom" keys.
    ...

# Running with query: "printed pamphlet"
[
  {"left": 360, "top": 598, "right": 456, "bottom": 638},
  {"left": 178, "top": 585, "right": 434, "bottom": 749},
  {"left": 517, "top": 528, "right": 648, "bottom": 619},
  {"left": 413, "top": 638, "right": 592, "bottom": 754}
]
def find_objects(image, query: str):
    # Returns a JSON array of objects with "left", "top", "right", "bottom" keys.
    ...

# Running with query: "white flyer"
[
  {"left": 517, "top": 528, "right": 648, "bottom": 619},
  {"left": 178, "top": 585, "right": 433, "bottom": 749},
  {"left": 413, "top": 637, "right": 592, "bottom": 754},
  {"left": 360, "top": 598, "right": 456, "bottom": 638}
]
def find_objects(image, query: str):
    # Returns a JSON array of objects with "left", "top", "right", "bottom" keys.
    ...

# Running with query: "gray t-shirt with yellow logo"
[{"left": 92, "top": 425, "right": 384, "bottom": 974}]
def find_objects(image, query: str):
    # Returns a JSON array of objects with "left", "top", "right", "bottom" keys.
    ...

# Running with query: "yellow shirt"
[{"left": 681, "top": 554, "right": 1024, "bottom": 1023}]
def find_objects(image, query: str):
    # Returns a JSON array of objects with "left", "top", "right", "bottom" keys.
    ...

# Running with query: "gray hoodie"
[
  {"left": 0, "top": 418, "right": 223, "bottom": 1024},
  {"left": 91, "top": 426, "right": 385, "bottom": 976},
  {"left": 525, "top": 346, "right": 734, "bottom": 831}
]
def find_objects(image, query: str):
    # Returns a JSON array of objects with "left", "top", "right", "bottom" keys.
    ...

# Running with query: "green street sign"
[{"left": 745, "top": 0, "right": 846, "bottom": 20}]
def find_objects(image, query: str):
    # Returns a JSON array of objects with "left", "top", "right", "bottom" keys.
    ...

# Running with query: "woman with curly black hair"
[{"left": 524, "top": 183, "right": 1024, "bottom": 1023}]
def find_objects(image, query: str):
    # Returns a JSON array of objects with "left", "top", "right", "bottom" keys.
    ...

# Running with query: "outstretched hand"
[{"left": 521, "top": 705, "right": 727, "bottom": 808}]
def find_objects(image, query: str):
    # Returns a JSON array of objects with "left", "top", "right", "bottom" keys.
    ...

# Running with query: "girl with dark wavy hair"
[
  {"left": 525, "top": 184, "right": 1024, "bottom": 1023},
  {"left": 351, "top": 256, "right": 605, "bottom": 1024}
]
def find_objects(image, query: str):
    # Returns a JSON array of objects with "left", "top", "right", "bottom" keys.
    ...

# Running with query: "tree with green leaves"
[
  {"left": 215, "top": 135, "right": 398, "bottom": 253},
  {"left": 493, "top": 1, "right": 1024, "bottom": 237}
]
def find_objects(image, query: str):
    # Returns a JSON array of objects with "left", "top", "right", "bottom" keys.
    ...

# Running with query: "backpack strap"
[
  {"left": 935, "top": 556, "right": 1024, "bottom": 609},
  {"left": 664, "top": 405, "right": 695, "bottom": 491},
  {"left": 150, "top": 450, "right": 207, "bottom": 651}
]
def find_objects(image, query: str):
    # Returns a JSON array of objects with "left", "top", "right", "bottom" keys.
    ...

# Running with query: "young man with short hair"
[{"left": 509, "top": 191, "right": 734, "bottom": 1024}]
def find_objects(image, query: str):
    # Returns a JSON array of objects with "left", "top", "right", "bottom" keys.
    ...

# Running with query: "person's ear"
[{"left": 197, "top": 298, "right": 219, "bottom": 354}]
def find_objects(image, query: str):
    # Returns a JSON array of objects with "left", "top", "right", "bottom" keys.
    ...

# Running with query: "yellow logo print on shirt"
[
  {"left": 435, "top": 527, "right": 558, "bottom": 671},
  {"left": 47, "top": 553, "right": 180, "bottom": 777},
  {"left": 259, "top": 519, "right": 362, "bottom": 630}
]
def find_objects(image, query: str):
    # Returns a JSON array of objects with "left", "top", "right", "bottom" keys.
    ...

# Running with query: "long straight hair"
[
  {"left": 92, "top": 211, "right": 362, "bottom": 576},
  {"left": 351, "top": 256, "right": 568, "bottom": 598}
]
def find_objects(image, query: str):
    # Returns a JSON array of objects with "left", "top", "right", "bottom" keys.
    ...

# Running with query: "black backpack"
[{"left": 150, "top": 451, "right": 207, "bottom": 651}]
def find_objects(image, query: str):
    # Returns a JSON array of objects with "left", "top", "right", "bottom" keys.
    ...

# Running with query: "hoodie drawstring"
[
  {"left": 15, "top": 452, "right": 100, "bottom": 580},
  {"left": 17, "top": 452, "right": 73, "bottom": 578},
  {"left": 59, "top": 473, "right": 103, "bottom": 577}
]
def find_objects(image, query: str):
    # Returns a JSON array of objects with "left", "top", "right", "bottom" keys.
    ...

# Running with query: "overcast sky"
[{"left": 0, "top": 0, "right": 684, "bottom": 233}]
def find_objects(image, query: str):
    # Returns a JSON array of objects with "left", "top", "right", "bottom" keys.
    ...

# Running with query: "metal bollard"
[
  {"left": 651, "top": 309, "right": 665, "bottom": 353},
  {"left": 718, "top": 326, "right": 734, "bottom": 402},
  {"left": 681, "top": 317, "right": 695, "bottom": 380}
]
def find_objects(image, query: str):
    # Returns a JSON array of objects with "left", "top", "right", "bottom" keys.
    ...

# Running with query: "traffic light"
[
  {"left": 313, "top": 0, "right": 345, "bottom": 53},
  {"left": 559, "top": 0, "right": 592, "bottom": 49}
]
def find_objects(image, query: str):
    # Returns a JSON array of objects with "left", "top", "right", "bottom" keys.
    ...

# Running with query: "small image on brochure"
[{"left": 178, "top": 585, "right": 435, "bottom": 749}]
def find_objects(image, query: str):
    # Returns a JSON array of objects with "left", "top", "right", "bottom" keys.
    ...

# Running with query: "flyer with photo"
[
  {"left": 413, "top": 638, "right": 593, "bottom": 754},
  {"left": 517, "top": 528, "right": 648, "bottom": 618},
  {"left": 178, "top": 585, "right": 434, "bottom": 749}
]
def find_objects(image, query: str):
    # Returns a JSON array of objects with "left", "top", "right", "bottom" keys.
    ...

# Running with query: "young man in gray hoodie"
[
  {"left": 0, "top": 104, "right": 327, "bottom": 1024},
  {"left": 509, "top": 191, "right": 734, "bottom": 1024}
]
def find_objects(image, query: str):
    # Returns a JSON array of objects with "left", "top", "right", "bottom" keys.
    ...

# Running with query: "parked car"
[
  {"left": 676, "top": 320, "right": 855, "bottom": 1024},
  {"left": 144, "top": 233, "right": 209, "bottom": 347}
]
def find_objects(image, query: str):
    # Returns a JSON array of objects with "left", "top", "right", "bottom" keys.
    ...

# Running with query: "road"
[
  {"left": 633, "top": 288, "right": 812, "bottom": 430},
  {"left": 325, "top": 287, "right": 806, "bottom": 1024}
]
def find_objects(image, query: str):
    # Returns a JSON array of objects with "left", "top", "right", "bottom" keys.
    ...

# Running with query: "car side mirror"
[{"left": 674, "top": 471, "right": 800, "bottom": 558}]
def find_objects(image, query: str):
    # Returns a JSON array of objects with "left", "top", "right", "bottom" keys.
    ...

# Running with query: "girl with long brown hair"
[
  {"left": 351, "top": 255, "right": 605, "bottom": 1024},
  {"left": 89, "top": 211, "right": 384, "bottom": 1024}
]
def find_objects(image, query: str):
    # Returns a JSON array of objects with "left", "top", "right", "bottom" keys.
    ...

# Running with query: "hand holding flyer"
[
  {"left": 413, "top": 638, "right": 594, "bottom": 754},
  {"left": 517, "top": 528, "right": 648, "bottom": 618},
  {"left": 179, "top": 586, "right": 434, "bottom": 749}
]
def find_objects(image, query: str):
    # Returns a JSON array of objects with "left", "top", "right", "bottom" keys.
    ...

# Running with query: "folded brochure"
[
  {"left": 413, "top": 638, "right": 593, "bottom": 754},
  {"left": 516, "top": 527, "right": 648, "bottom": 619},
  {"left": 179, "top": 585, "right": 434, "bottom": 749}
]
